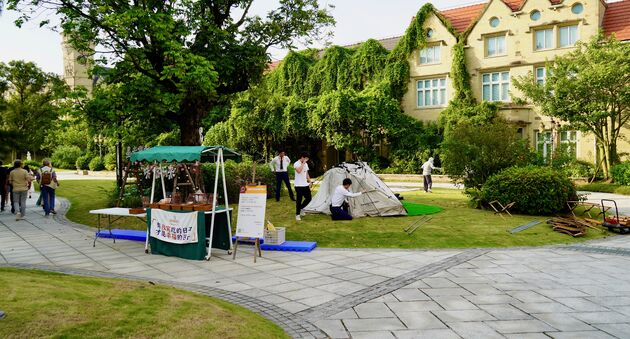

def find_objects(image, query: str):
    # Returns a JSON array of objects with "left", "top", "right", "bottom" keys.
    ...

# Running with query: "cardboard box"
[{"left": 264, "top": 227, "right": 285, "bottom": 245}]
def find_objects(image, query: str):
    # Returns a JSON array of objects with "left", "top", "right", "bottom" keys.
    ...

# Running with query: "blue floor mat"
[
  {"left": 260, "top": 241, "right": 317, "bottom": 252},
  {"left": 96, "top": 229, "right": 146, "bottom": 242}
]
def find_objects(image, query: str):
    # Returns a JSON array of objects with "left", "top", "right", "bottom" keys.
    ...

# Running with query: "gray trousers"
[{"left": 12, "top": 190, "right": 27, "bottom": 216}]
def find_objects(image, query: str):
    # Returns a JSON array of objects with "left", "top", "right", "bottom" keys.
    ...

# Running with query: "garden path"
[{"left": 1, "top": 194, "right": 630, "bottom": 338}]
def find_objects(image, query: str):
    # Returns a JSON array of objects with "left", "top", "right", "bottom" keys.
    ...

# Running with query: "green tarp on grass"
[{"left": 402, "top": 202, "right": 443, "bottom": 216}]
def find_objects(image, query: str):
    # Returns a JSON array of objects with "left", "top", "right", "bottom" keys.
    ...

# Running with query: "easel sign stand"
[{"left": 233, "top": 185, "right": 267, "bottom": 263}]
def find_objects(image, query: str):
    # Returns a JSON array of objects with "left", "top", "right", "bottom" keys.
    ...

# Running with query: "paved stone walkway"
[{"left": 2, "top": 195, "right": 630, "bottom": 338}]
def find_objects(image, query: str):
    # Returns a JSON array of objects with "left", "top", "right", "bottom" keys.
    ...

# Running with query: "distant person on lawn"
[
  {"left": 269, "top": 150, "right": 295, "bottom": 202},
  {"left": 421, "top": 157, "right": 440, "bottom": 193},
  {"left": 330, "top": 178, "right": 364, "bottom": 221},
  {"left": 0, "top": 161, "right": 8, "bottom": 212},
  {"left": 8, "top": 160, "right": 30, "bottom": 220},
  {"left": 294, "top": 152, "right": 312, "bottom": 221},
  {"left": 36, "top": 159, "right": 59, "bottom": 216}
]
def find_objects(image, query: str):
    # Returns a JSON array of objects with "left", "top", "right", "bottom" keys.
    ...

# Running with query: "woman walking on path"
[{"left": 36, "top": 159, "right": 59, "bottom": 216}]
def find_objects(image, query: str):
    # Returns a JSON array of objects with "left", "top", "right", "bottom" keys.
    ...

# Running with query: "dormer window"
[{"left": 419, "top": 45, "right": 441, "bottom": 64}]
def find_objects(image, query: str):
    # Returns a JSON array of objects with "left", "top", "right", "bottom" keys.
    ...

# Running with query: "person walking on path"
[
  {"left": 421, "top": 157, "right": 440, "bottom": 193},
  {"left": 330, "top": 178, "right": 364, "bottom": 221},
  {"left": 7, "top": 161, "right": 19, "bottom": 214},
  {"left": 8, "top": 160, "right": 30, "bottom": 220},
  {"left": 23, "top": 165, "right": 35, "bottom": 199},
  {"left": 294, "top": 152, "right": 312, "bottom": 221},
  {"left": 269, "top": 150, "right": 295, "bottom": 202},
  {"left": 36, "top": 159, "right": 59, "bottom": 216},
  {"left": 0, "top": 161, "right": 8, "bottom": 212}
]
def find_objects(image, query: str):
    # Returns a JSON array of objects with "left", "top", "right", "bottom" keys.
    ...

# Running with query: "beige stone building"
[
  {"left": 61, "top": 35, "right": 93, "bottom": 92},
  {"left": 398, "top": 0, "right": 630, "bottom": 163}
]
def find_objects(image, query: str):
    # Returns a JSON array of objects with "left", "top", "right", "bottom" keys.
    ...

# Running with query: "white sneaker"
[
  {"left": 295, "top": 215, "right": 301, "bottom": 221},
  {"left": 300, "top": 209, "right": 306, "bottom": 217},
  {"left": 428, "top": 189, "right": 432, "bottom": 193}
]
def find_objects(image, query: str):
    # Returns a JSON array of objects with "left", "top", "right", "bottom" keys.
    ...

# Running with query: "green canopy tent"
[{"left": 129, "top": 145, "right": 241, "bottom": 260}]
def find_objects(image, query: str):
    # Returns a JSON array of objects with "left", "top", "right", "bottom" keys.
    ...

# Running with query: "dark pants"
[
  {"left": 295, "top": 186, "right": 311, "bottom": 215},
  {"left": 9, "top": 185, "right": 14, "bottom": 213},
  {"left": 0, "top": 185, "right": 6, "bottom": 211},
  {"left": 330, "top": 205, "right": 352, "bottom": 220},
  {"left": 41, "top": 185, "right": 56, "bottom": 215},
  {"left": 275, "top": 172, "right": 295, "bottom": 201},
  {"left": 423, "top": 175, "right": 432, "bottom": 192}
]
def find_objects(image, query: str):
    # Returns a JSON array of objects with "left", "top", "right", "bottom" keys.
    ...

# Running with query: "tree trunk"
[{"left": 178, "top": 100, "right": 206, "bottom": 146}]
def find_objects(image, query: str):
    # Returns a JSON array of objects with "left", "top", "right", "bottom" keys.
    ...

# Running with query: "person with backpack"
[{"left": 36, "top": 159, "right": 59, "bottom": 216}]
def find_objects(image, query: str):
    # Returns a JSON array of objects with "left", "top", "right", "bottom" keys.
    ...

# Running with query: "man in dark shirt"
[{"left": 0, "top": 161, "right": 7, "bottom": 212}]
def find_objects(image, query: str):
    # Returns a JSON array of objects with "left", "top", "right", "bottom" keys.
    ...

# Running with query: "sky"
[{"left": 0, "top": 0, "right": 474, "bottom": 75}]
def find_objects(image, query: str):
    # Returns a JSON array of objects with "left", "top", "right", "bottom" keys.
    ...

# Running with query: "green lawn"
[
  {"left": 0, "top": 268, "right": 288, "bottom": 339},
  {"left": 55, "top": 180, "right": 610, "bottom": 249},
  {"left": 578, "top": 182, "right": 630, "bottom": 195}
]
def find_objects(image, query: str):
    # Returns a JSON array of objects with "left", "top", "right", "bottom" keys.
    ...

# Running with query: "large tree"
[
  {"left": 514, "top": 34, "right": 630, "bottom": 178},
  {"left": 8, "top": 0, "right": 334, "bottom": 145},
  {"left": 0, "top": 60, "right": 69, "bottom": 158}
]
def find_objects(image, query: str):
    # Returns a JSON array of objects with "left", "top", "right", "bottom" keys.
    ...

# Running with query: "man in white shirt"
[
  {"left": 269, "top": 151, "right": 295, "bottom": 202},
  {"left": 330, "top": 178, "right": 363, "bottom": 220},
  {"left": 421, "top": 157, "right": 440, "bottom": 193},
  {"left": 294, "top": 152, "right": 312, "bottom": 221}
]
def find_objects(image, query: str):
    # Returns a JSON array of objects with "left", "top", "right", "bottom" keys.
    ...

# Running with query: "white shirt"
[
  {"left": 331, "top": 185, "right": 362, "bottom": 207},
  {"left": 270, "top": 155, "right": 291, "bottom": 172},
  {"left": 293, "top": 160, "right": 310, "bottom": 187},
  {"left": 421, "top": 161, "right": 436, "bottom": 176}
]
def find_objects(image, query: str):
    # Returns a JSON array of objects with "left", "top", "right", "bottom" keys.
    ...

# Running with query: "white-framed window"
[
  {"left": 559, "top": 25, "right": 579, "bottom": 47},
  {"left": 536, "top": 130, "right": 553, "bottom": 160},
  {"left": 536, "top": 67, "right": 546, "bottom": 85},
  {"left": 535, "top": 28, "right": 553, "bottom": 50},
  {"left": 417, "top": 78, "right": 447, "bottom": 107},
  {"left": 486, "top": 35, "right": 506, "bottom": 57},
  {"left": 560, "top": 130, "right": 578, "bottom": 157},
  {"left": 482, "top": 71, "right": 510, "bottom": 102},
  {"left": 419, "top": 45, "right": 441, "bottom": 64}
]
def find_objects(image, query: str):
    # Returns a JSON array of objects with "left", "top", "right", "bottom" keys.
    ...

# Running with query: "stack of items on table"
[{"left": 148, "top": 192, "right": 214, "bottom": 211}]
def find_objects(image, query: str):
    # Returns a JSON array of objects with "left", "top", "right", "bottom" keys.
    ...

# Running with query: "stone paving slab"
[{"left": 3, "top": 194, "right": 630, "bottom": 338}]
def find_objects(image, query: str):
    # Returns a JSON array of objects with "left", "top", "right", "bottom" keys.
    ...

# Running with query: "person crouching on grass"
[
  {"left": 330, "top": 178, "right": 364, "bottom": 221},
  {"left": 293, "top": 152, "right": 312, "bottom": 221}
]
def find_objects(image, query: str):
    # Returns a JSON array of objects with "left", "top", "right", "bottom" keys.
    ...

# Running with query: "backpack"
[{"left": 41, "top": 169, "right": 52, "bottom": 185}]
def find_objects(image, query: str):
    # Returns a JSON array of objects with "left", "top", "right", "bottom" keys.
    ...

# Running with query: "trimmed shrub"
[
  {"left": 75, "top": 154, "right": 92, "bottom": 170},
  {"left": 562, "top": 159, "right": 601, "bottom": 180},
  {"left": 202, "top": 160, "right": 276, "bottom": 203},
  {"left": 23, "top": 160, "right": 41, "bottom": 169},
  {"left": 480, "top": 166, "right": 578, "bottom": 215},
  {"left": 89, "top": 156, "right": 105, "bottom": 171},
  {"left": 104, "top": 153, "right": 117, "bottom": 171},
  {"left": 51, "top": 145, "right": 83, "bottom": 169},
  {"left": 611, "top": 162, "right": 630, "bottom": 185}
]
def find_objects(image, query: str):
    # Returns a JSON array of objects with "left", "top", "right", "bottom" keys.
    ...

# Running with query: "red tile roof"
[
  {"left": 266, "top": 60, "right": 281, "bottom": 72},
  {"left": 501, "top": 0, "right": 524, "bottom": 11},
  {"left": 603, "top": 0, "right": 630, "bottom": 41},
  {"left": 440, "top": 3, "right": 487, "bottom": 33}
]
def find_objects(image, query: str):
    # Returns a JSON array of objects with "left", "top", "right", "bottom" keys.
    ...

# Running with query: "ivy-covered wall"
[{"left": 205, "top": 3, "right": 475, "bottom": 172}]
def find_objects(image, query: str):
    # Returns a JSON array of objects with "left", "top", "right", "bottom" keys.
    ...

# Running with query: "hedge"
[
  {"left": 611, "top": 162, "right": 630, "bottom": 185},
  {"left": 480, "top": 165, "right": 578, "bottom": 215}
]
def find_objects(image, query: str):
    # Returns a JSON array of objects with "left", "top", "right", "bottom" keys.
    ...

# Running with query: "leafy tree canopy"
[
  {"left": 514, "top": 34, "right": 630, "bottom": 178},
  {"left": 8, "top": 0, "right": 335, "bottom": 145},
  {"left": 0, "top": 60, "right": 70, "bottom": 157}
]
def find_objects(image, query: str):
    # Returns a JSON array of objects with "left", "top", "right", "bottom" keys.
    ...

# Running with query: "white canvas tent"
[{"left": 305, "top": 162, "right": 407, "bottom": 217}]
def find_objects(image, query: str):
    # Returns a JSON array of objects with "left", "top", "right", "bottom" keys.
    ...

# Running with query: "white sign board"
[
  {"left": 235, "top": 185, "right": 267, "bottom": 238},
  {"left": 150, "top": 209, "right": 198, "bottom": 244}
]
